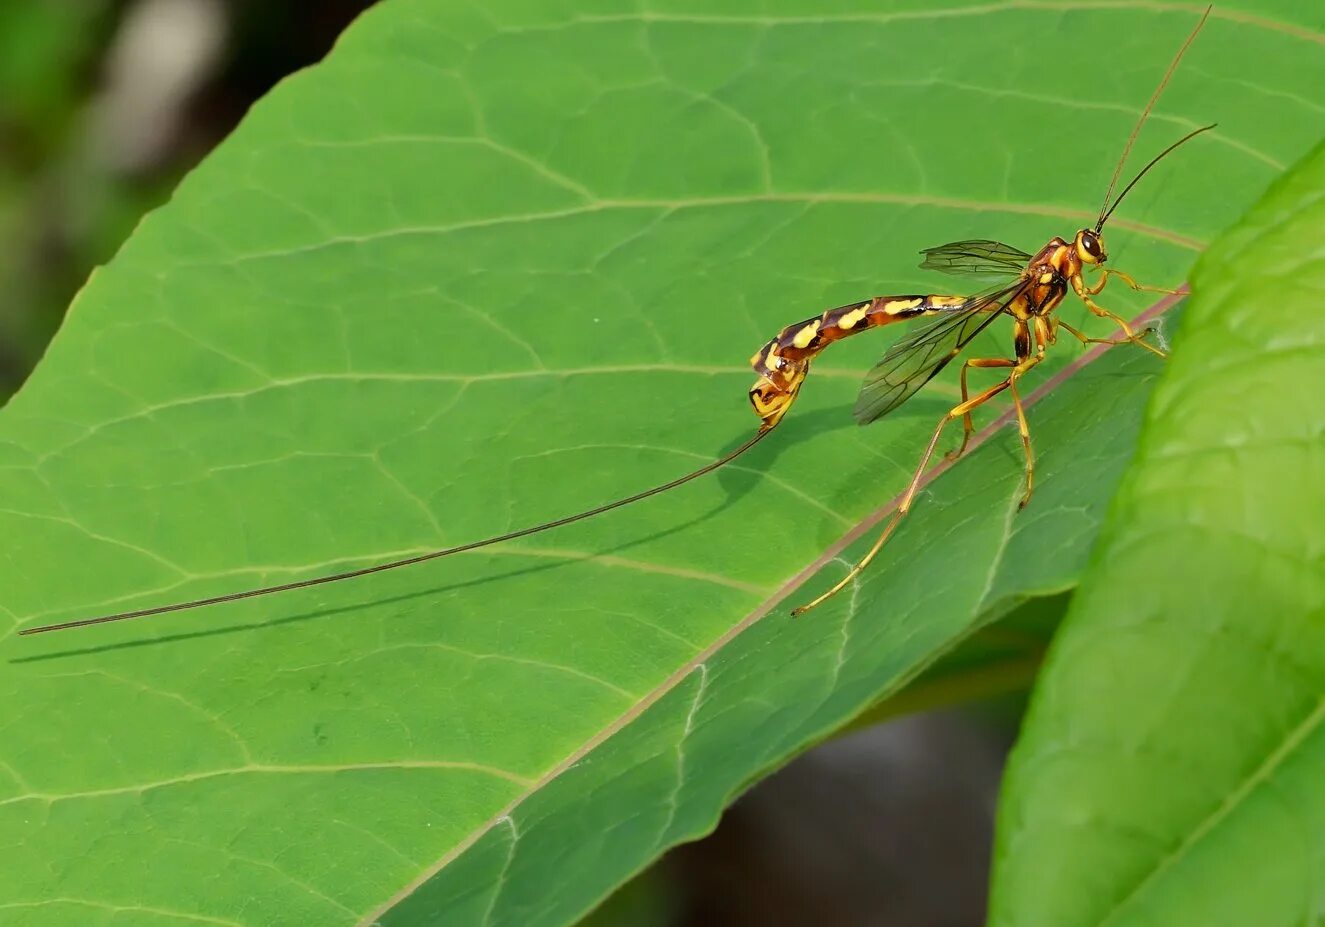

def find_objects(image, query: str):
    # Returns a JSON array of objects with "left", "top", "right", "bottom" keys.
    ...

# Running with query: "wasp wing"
[
  {"left": 852, "top": 280, "right": 1027, "bottom": 425},
  {"left": 919, "top": 239, "right": 1031, "bottom": 277}
]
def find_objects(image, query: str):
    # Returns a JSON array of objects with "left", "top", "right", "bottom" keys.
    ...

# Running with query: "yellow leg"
[
  {"left": 1058, "top": 320, "right": 1156, "bottom": 351},
  {"left": 1106, "top": 268, "right": 1182, "bottom": 295},
  {"left": 1084, "top": 267, "right": 1182, "bottom": 297},
  {"left": 791, "top": 374, "right": 1014, "bottom": 618},
  {"left": 1073, "top": 281, "right": 1167, "bottom": 359},
  {"left": 1009, "top": 372, "right": 1034, "bottom": 508},
  {"left": 948, "top": 357, "right": 1017, "bottom": 462}
]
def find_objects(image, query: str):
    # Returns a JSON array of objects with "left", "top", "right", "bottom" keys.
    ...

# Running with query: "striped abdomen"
[{"left": 748, "top": 294, "right": 967, "bottom": 429}]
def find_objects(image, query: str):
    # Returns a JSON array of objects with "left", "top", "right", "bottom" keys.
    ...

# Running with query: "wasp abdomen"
[{"left": 747, "top": 294, "right": 967, "bottom": 428}]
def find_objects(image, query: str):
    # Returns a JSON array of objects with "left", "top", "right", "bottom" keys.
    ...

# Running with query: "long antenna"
[
  {"left": 1096, "top": 4, "right": 1212, "bottom": 227},
  {"left": 21, "top": 427, "right": 775, "bottom": 635},
  {"left": 1096, "top": 122, "right": 1215, "bottom": 231}
]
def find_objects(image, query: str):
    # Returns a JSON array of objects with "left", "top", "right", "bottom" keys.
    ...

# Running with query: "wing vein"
[{"left": 853, "top": 279, "right": 1028, "bottom": 425}]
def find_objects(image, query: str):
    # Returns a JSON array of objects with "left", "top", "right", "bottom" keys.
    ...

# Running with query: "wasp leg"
[
  {"left": 1054, "top": 316, "right": 1160, "bottom": 349},
  {"left": 1083, "top": 268, "right": 1181, "bottom": 297},
  {"left": 1071, "top": 278, "right": 1167, "bottom": 359},
  {"left": 1009, "top": 370, "right": 1035, "bottom": 509},
  {"left": 948, "top": 358, "right": 1017, "bottom": 462},
  {"left": 792, "top": 371, "right": 1018, "bottom": 618}
]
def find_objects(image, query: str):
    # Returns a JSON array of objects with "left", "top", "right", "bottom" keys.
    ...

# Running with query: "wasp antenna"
[
  {"left": 20, "top": 427, "right": 775, "bottom": 635},
  {"left": 1096, "top": 123, "right": 1216, "bottom": 232},
  {"left": 1095, "top": 4, "right": 1212, "bottom": 228}
]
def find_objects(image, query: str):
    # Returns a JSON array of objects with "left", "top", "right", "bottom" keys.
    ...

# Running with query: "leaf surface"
[{"left": 0, "top": 2, "right": 1319, "bottom": 925}]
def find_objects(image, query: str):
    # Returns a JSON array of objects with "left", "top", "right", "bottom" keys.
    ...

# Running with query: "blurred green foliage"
[
  {"left": 0, "top": 1, "right": 119, "bottom": 398},
  {"left": 0, "top": 0, "right": 374, "bottom": 400}
]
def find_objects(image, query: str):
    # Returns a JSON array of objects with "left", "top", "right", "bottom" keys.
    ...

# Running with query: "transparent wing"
[
  {"left": 919, "top": 239, "right": 1031, "bottom": 277},
  {"left": 852, "top": 280, "right": 1027, "bottom": 425}
]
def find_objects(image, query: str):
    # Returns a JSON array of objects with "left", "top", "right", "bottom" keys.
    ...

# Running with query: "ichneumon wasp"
[{"left": 23, "top": 8, "right": 1213, "bottom": 635}]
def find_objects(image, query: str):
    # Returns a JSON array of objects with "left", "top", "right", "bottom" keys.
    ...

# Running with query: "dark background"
[
  {"left": 0, "top": 0, "right": 371, "bottom": 397},
  {"left": 0, "top": 3, "right": 1014, "bottom": 923}
]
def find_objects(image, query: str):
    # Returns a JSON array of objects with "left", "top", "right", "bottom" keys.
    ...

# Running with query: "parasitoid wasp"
[{"left": 23, "top": 7, "right": 1214, "bottom": 635}]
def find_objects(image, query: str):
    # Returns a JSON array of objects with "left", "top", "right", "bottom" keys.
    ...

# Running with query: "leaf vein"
[{"left": 1098, "top": 698, "right": 1325, "bottom": 925}]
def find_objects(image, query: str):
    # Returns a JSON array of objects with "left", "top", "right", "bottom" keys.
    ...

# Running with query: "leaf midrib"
[
  {"left": 565, "top": 5, "right": 1322, "bottom": 44},
  {"left": 1097, "top": 697, "right": 1325, "bottom": 926}
]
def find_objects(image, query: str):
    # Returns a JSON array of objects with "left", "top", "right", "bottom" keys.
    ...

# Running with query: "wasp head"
[{"left": 1074, "top": 228, "right": 1107, "bottom": 266}]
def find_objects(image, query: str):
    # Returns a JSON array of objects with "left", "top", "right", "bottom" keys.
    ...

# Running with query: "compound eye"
[{"left": 1077, "top": 231, "right": 1104, "bottom": 264}]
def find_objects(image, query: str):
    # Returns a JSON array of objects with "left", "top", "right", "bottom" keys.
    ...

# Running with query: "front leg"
[
  {"left": 1083, "top": 267, "right": 1182, "bottom": 297},
  {"left": 1071, "top": 275, "right": 1167, "bottom": 359}
]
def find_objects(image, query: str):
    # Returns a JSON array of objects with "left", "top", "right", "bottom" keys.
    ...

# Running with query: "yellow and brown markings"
[
  {"left": 760, "top": 294, "right": 970, "bottom": 367},
  {"left": 1044, "top": 237, "right": 1070, "bottom": 273},
  {"left": 747, "top": 294, "right": 973, "bottom": 428},
  {"left": 1016, "top": 236, "right": 1082, "bottom": 316}
]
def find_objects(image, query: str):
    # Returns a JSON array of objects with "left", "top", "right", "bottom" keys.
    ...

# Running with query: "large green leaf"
[
  {"left": 990, "top": 141, "right": 1325, "bottom": 926},
  {"left": 1, "top": 2, "right": 1318, "bottom": 925}
]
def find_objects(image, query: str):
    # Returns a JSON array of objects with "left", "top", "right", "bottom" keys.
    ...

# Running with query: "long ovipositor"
[{"left": 747, "top": 293, "right": 969, "bottom": 429}]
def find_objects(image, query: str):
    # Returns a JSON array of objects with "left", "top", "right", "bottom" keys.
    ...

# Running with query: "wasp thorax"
[{"left": 1075, "top": 229, "right": 1106, "bottom": 265}]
